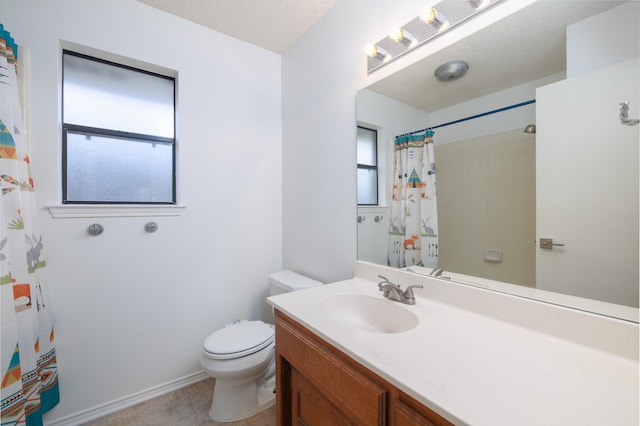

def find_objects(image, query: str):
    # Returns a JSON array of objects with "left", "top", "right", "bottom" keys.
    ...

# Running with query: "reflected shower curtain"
[
  {"left": 388, "top": 131, "right": 439, "bottom": 268},
  {"left": 1, "top": 26, "right": 60, "bottom": 425}
]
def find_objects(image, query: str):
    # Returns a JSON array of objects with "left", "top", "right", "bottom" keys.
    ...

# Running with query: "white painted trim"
[
  {"left": 48, "top": 204, "right": 187, "bottom": 218},
  {"left": 45, "top": 371, "right": 208, "bottom": 425},
  {"left": 357, "top": 206, "right": 389, "bottom": 214}
]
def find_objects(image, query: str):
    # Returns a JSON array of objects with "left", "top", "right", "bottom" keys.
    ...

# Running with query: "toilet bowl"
[
  {"left": 201, "top": 320, "right": 276, "bottom": 422},
  {"left": 200, "top": 271, "right": 322, "bottom": 422}
]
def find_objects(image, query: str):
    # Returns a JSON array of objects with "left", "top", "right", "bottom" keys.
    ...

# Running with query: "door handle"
[{"left": 540, "top": 238, "right": 565, "bottom": 250}]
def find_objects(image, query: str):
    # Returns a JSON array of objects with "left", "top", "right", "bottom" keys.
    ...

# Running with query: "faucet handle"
[
  {"left": 403, "top": 284, "right": 424, "bottom": 304},
  {"left": 377, "top": 275, "right": 399, "bottom": 290}
]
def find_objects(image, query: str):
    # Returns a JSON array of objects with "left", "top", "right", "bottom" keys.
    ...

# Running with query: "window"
[
  {"left": 357, "top": 126, "right": 378, "bottom": 205},
  {"left": 62, "top": 51, "right": 176, "bottom": 204}
]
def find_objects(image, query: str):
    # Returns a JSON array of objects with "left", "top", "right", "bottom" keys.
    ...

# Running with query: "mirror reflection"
[{"left": 356, "top": 0, "right": 639, "bottom": 320}]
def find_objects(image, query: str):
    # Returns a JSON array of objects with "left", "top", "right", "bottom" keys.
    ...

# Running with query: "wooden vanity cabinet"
[{"left": 274, "top": 310, "right": 453, "bottom": 426}]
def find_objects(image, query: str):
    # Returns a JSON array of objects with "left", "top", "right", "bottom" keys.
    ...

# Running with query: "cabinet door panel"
[
  {"left": 276, "top": 314, "right": 386, "bottom": 425},
  {"left": 292, "top": 369, "right": 353, "bottom": 426},
  {"left": 393, "top": 399, "right": 437, "bottom": 426},
  {"left": 392, "top": 398, "right": 453, "bottom": 426},
  {"left": 275, "top": 311, "right": 454, "bottom": 426}
]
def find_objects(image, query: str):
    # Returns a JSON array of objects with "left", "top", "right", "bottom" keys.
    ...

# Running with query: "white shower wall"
[{"left": 1, "top": 0, "right": 282, "bottom": 423}]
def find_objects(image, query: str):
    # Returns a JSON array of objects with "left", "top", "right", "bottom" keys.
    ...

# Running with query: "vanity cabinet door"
[
  {"left": 391, "top": 398, "right": 451, "bottom": 426},
  {"left": 291, "top": 368, "right": 352, "bottom": 425},
  {"left": 275, "top": 310, "right": 453, "bottom": 426},
  {"left": 275, "top": 311, "right": 386, "bottom": 425}
]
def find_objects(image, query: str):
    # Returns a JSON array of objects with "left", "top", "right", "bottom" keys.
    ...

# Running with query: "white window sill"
[{"left": 48, "top": 204, "right": 186, "bottom": 218}]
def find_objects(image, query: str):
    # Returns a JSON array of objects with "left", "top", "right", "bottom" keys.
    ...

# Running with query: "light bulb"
[
  {"left": 388, "top": 27, "right": 417, "bottom": 47},
  {"left": 364, "top": 44, "right": 389, "bottom": 60},
  {"left": 421, "top": 7, "right": 448, "bottom": 31},
  {"left": 389, "top": 27, "right": 404, "bottom": 42},
  {"left": 364, "top": 44, "right": 378, "bottom": 57}
]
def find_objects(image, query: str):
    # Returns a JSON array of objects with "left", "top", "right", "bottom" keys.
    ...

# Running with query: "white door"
[{"left": 536, "top": 58, "right": 639, "bottom": 306}]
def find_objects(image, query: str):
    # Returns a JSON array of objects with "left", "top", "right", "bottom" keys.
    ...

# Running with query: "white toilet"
[{"left": 200, "top": 270, "right": 322, "bottom": 422}]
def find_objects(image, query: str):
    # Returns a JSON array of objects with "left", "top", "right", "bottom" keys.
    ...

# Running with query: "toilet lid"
[{"left": 203, "top": 321, "right": 274, "bottom": 359}]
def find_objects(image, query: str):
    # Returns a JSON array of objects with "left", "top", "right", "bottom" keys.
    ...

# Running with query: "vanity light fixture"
[
  {"left": 365, "top": 0, "right": 504, "bottom": 74},
  {"left": 420, "top": 7, "right": 449, "bottom": 31},
  {"left": 389, "top": 27, "right": 417, "bottom": 47},
  {"left": 467, "top": 0, "right": 491, "bottom": 10}
]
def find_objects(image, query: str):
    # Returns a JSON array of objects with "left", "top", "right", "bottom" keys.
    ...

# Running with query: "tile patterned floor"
[{"left": 82, "top": 379, "right": 276, "bottom": 426}]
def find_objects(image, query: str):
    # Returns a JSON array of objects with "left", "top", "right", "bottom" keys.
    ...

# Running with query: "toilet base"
[{"left": 209, "top": 368, "right": 276, "bottom": 422}]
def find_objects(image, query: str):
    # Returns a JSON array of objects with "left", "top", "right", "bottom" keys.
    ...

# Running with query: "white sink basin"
[{"left": 319, "top": 293, "right": 419, "bottom": 334}]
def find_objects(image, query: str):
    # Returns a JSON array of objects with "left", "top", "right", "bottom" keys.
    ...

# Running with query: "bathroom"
[{"left": 0, "top": 0, "right": 638, "bottom": 424}]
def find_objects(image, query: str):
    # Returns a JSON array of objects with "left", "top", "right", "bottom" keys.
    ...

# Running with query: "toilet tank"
[{"left": 268, "top": 270, "right": 322, "bottom": 297}]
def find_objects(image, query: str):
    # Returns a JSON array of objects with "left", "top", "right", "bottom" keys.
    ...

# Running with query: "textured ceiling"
[
  {"left": 137, "top": 0, "right": 337, "bottom": 54},
  {"left": 367, "top": 1, "right": 625, "bottom": 112}
]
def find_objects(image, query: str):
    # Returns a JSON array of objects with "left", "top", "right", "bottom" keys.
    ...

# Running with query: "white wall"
[
  {"left": 567, "top": 1, "right": 640, "bottom": 78},
  {"left": 355, "top": 89, "right": 431, "bottom": 265},
  {"left": 356, "top": 89, "right": 432, "bottom": 207},
  {"left": 1, "top": 0, "right": 282, "bottom": 422},
  {"left": 430, "top": 74, "right": 561, "bottom": 144},
  {"left": 356, "top": 206, "right": 390, "bottom": 265}
]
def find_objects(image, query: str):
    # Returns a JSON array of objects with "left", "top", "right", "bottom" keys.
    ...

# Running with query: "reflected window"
[
  {"left": 357, "top": 126, "right": 378, "bottom": 205},
  {"left": 62, "top": 51, "right": 175, "bottom": 204}
]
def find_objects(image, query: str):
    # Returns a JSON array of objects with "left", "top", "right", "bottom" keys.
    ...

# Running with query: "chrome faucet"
[
  {"left": 377, "top": 275, "right": 423, "bottom": 305},
  {"left": 402, "top": 284, "right": 423, "bottom": 305},
  {"left": 377, "top": 275, "right": 403, "bottom": 302},
  {"left": 428, "top": 267, "right": 450, "bottom": 280}
]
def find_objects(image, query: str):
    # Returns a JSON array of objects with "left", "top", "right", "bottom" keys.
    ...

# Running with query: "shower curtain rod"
[{"left": 399, "top": 99, "right": 536, "bottom": 137}]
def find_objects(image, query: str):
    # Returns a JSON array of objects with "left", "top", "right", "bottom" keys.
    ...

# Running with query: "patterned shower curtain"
[
  {"left": 388, "top": 131, "right": 439, "bottom": 268},
  {"left": 0, "top": 25, "right": 60, "bottom": 426}
]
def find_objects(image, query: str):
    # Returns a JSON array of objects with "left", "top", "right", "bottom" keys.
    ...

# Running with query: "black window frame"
[
  {"left": 61, "top": 50, "right": 177, "bottom": 205},
  {"left": 357, "top": 125, "right": 379, "bottom": 206}
]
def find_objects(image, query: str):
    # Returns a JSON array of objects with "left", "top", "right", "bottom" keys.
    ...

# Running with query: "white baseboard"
[{"left": 45, "top": 370, "right": 209, "bottom": 425}]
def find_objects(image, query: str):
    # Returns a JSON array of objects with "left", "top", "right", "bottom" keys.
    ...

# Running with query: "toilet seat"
[{"left": 203, "top": 320, "right": 274, "bottom": 360}]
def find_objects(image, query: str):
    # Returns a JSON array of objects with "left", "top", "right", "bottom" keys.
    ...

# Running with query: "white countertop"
[{"left": 268, "top": 264, "right": 639, "bottom": 426}]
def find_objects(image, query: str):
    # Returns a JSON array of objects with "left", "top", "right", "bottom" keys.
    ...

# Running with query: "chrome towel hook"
[
  {"left": 619, "top": 101, "right": 639, "bottom": 126},
  {"left": 144, "top": 221, "right": 158, "bottom": 233},
  {"left": 87, "top": 223, "right": 104, "bottom": 236}
]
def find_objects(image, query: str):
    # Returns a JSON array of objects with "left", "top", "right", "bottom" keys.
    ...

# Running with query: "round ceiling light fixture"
[{"left": 434, "top": 60, "right": 469, "bottom": 82}]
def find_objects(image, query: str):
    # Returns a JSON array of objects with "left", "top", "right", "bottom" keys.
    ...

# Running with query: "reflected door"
[{"left": 536, "top": 58, "right": 639, "bottom": 306}]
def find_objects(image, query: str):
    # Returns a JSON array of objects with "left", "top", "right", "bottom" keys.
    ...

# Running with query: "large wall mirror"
[{"left": 356, "top": 0, "right": 639, "bottom": 322}]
